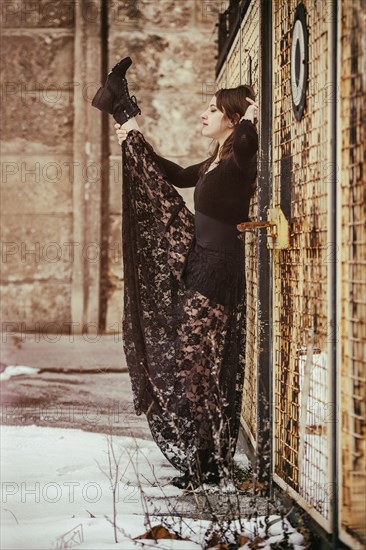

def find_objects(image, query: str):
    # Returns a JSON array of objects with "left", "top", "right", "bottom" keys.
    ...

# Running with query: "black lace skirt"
[{"left": 121, "top": 130, "right": 247, "bottom": 474}]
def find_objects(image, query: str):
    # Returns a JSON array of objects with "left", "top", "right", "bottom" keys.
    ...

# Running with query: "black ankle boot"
[
  {"left": 196, "top": 449, "right": 222, "bottom": 485},
  {"left": 170, "top": 471, "right": 193, "bottom": 489},
  {"left": 91, "top": 56, "right": 141, "bottom": 125}
]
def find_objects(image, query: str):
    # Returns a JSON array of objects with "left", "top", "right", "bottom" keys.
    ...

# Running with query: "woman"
[{"left": 92, "top": 57, "right": 258, "bottom": 490}]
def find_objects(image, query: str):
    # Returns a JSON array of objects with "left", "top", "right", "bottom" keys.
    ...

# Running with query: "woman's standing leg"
[{"left": 173, "top": 288, "right": 234, "bottom": 482}]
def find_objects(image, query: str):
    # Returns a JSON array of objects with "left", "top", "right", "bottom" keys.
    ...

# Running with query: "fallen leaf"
[
  {"left": 134, "top": 524, "right": 187, "bottom": 540},
  {"left": 239, "top": 479, "right": 267, "bottom": 492},
  {"left": 248, "top": 535, "right": 266, "bottom": 548},
  {"left": 236, "top": 534, "right": 251, "bottom": 546}
]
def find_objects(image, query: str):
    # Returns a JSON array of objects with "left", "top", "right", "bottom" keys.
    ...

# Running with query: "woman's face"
[{"left": 200, "top": 95, "right": 232, "bottom": 140}]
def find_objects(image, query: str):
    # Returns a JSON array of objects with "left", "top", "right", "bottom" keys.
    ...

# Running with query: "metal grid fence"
[
  {"left": 272, "top": 0, "right": 332, "bottom": 529},
  {"left": 216, "top": 0, "right": 365, "bottom": 545},
  {"left": 339, "top": 0, "right": 366, "bottom": 546},
  {"left": 238, "top": 1, "right": 260, "bottom": 445}
]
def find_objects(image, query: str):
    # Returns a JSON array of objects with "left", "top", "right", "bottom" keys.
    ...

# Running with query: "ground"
[{"left": 1, "top": 333, "right": 306, "bottom": 549}]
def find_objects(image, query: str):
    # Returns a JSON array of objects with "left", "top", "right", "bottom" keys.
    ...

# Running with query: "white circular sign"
[
  {"left": 291, "top": 19, "right": 305, "bottom": 106},
  {"left": 290, "top": 3, "right": 308, "bottom": 120}
]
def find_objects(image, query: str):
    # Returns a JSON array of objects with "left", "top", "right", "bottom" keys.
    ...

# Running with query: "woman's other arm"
[{"left": 231, "top": 119, "right": 258, "bottom": 172}]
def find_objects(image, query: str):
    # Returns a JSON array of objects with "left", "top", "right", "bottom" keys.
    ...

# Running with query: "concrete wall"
[
  {"left": 1, "top": 1, "right": 77, "bottom": 335},
  {"left": 1, "top": 0, "right": 225, "bottom": 336}
]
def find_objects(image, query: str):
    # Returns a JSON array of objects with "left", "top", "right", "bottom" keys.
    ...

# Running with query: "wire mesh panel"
[
  {"left": 238, "top": 0, "right": 260, "bottom": 445},
  {"left": 226, "top": 30, "right": 241, "bottom": 86},
  {"left": 215, "top": 0, "right": 365, "bottom": 543},
  {"left": 339, "top": 0, "right": 366, "bottom": 547},
  {"left": 298, "top": 350, "right": 330, "bottom": 518},
  {"left": 272, "top": 0, "right": 332, "bottom": 530}
]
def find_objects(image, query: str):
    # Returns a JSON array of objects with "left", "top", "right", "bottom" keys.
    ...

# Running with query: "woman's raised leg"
[
  {"left": 121, "top": 117, "right": 141, "bottom": 132},
  {"left": 122, "top": 128, "right": 195, "bottom": 282}
]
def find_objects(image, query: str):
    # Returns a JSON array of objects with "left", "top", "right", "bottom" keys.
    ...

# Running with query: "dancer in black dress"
[{"left": 92, "top": 57, "right": 258, "bottom": 489}]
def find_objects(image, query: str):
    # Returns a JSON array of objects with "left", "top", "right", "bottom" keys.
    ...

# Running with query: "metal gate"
[
  {"left": 215, "top": 0, "right": 365, "bottom": 547},
  {"left": 338, "top": 1, "right": 366, "bottom": 547}
]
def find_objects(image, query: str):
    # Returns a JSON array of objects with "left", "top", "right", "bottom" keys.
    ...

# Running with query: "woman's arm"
[
  {"left": 231, "top": 119, "right": 258, "bottom": 172},
  {"left": 153, "top": 153, "right": 206, "bottom": 189},
  {"left": 115, "top": 123, "right": 205, "bottom": 188}
]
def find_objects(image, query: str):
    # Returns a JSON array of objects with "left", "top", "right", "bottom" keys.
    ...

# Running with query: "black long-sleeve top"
[
  {"left": 150, "top": 119, "right": 258, "bottom": 251},
  {"left": 153, "top": 120, "right": 258, "bottom": 220}
]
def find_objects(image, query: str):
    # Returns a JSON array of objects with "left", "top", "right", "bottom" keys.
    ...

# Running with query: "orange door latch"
[{"left": 237, "top": 207, "right": 289, "bottom": 249}]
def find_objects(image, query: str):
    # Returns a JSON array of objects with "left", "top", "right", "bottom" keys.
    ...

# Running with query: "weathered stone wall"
[
  {"left": 1, "top": 1, "right": 77, "bottom": 336},
  {"left": 0, "top": 0, "right": 223, "bottom": 335}
]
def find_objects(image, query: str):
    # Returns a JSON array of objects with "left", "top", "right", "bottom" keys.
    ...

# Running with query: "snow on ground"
[
  {"left": 1, "top": 425, "right": 305, "bottom": 549},
  {"left": 0, "top": 365, "right": 40, "bottom": 381}
]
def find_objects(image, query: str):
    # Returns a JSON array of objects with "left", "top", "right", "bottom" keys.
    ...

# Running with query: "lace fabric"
[{"left": 121, "top": 130, "right": 247, "bottom": 475}]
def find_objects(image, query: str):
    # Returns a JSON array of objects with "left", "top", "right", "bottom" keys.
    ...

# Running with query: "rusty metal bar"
[
  {"left": 330, "top": 0, "right": 339, "bottom": 546},
  {"left": 255, "top": 0, "right": 273, "bottom": 489},
  {"left": 237, "top": 220, "right": 276, "bottom": 230}
]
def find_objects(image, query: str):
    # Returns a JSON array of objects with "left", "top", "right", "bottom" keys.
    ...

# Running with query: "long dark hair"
[{"left": 199, "top": 84, "right": 256, "bottom": 178}]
